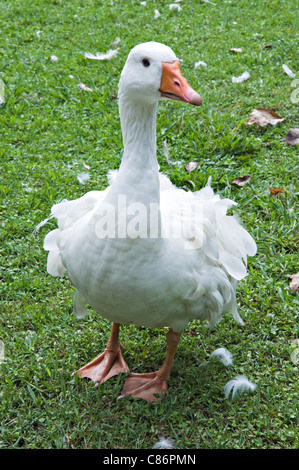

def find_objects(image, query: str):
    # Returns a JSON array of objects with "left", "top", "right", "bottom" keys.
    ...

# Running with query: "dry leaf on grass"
[
  {"left": 21, "top": 92, "right": 42, "bottom": 102},
  {"left": 185, "top": 161, "right": 200, "bottom": 172},
  {"left": 285, "top": 128, "right": 299, "bottom": 147},
  {"left": 230, "top": 175, "right": 251, "bottom": 187},
  {"left": 288, "top": 273, "right": 299, "bottom": 292},
  {"left": 268, "top": 187, "right": 284, "bottom": 197},
  {"left": 246, "top": 108, "right": 285, "bottom": 127},
  {"left": 230, "top": 48, "right": 243, "bottom": 53}
]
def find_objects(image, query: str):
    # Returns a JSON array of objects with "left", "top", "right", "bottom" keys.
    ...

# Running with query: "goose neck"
[
  {"left": 119, "top": 96, "right": 158, "bottom": 169},
  {"left": 109, "top": 96, "right": 160, "bottom": 206}
]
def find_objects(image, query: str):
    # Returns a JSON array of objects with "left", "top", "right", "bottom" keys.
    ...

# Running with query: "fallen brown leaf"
[
  {"left": 185, "top": 161, "right": 200, "bottom": 172},
  {"left": 230, "top": 175, "right": 251, "bottom": 187},
  {"left": 288, "top": 273, "right": 299, "bottom": 292},
  {"left": 21, "top": 92, "right": 42, "bottom": 102},
  {"left": 246, "top": 108, "right": 285, "bottom": 127},
  {"left": 268, "top": 186, "right": 284, "bottom": 196},
  {"left": 285, "top": 128, "right": 299, "bottom": 147},
  {"left": 188, "top": 328, "right": 198, "bottom": 336}
]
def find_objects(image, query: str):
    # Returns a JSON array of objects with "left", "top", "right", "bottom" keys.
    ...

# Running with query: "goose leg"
[
  {"left": 119, "top": 328, "right": 181, "bottom": 403},
  {"left": 74, "top": 323, "right": 129, "bottom": 385}
]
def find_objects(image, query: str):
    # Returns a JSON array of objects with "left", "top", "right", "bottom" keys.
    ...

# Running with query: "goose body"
[{"left": 44, "top": 42, "right": 256, "bottom": 402}]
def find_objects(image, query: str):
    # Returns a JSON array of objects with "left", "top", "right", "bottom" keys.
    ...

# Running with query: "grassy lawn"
[{"left": 1, "top": 0, "right": 298, "bottom": 449}]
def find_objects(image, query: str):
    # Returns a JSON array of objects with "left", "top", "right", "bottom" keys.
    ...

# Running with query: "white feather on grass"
[
  {"left": 34, "top": 214, "right": 54, "bottom": 233},
  {"left": 0, "top": 80, "right": 4, "bottom": 104},
  {"left": 84, "top": 49, "right": 118, "bottom": 61},
  {"left": 0, "top": 340, "right": 5, "bottom": 364},
  {"left": 77, "top": 172, "right": 90, "bottom": 184},
  {"left": 195, "top": 61, "right": 207, "bottom": 68},
  {"left": 224, "top": 375, "right": 256, "bottom": 399},
  {"left": 35, "top": 197, "right": 70, "bottom": 233},
  {"left": 232, "top": 71, "right": 250, "bottom": 83},
  {"left": 77, "top": 83, "right": 93, "bottom": 92},
  {"left": 282, "top": 64, "right": 295, "bottom": 78},
  {"left": 111, "top": 37, "right": 120, "bottom": 48},
  {"left": 152, "top": 438, "right": 175, "bottom": 449},
  {"left": 169, "top": 4, "right": 182, "bottom": 11},
  {"left": 163, "top": 140, "right": 182, "bottom": 168},
  {"left": 210, "top": 347, "right": 233, "bottom": 366}
]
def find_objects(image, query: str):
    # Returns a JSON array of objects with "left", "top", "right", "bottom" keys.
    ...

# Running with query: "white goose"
[{"left": 44, "top": 42, "right": 257, "bottom": 402}]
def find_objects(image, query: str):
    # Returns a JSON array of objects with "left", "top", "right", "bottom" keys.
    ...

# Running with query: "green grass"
[{"left": 1, "top": 0, "right": 298, "bottom": 449}]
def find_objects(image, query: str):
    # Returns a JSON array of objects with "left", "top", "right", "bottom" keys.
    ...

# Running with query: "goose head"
[{"left": 118, "top": 42, "right": 202, "bottom": 107}]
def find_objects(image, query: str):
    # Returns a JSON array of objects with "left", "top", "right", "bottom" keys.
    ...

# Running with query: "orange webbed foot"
[
  {"left": 74, "top": 346, "right": 129, "bottom": 385},
  {"left": 119, "top": 372, "right": 168, "bottom": 403}
]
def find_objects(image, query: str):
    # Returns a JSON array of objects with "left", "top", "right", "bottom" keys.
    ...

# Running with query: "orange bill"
[{"left": 159, "top": 60, "right": 202, "bottom": 106}]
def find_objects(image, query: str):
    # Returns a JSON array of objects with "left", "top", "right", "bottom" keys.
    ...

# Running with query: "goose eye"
[{"left": 142, "top": 58, "right": 150, "bottom": 67}]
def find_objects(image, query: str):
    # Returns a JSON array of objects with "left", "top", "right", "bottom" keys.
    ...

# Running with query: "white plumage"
[
  {"left": 152, "top": 438, "right": 175, "bottom": 449},
  {"left": 210, "top": 347, "right": 233, "bottom": 366},
  {"left": 84, "top": 49, "right": 118, "bottom": 61},
  {"left": 224, "top": 375, "right": 257, "bottom": 399},
  {"left": 44, "top": 42, "right": 256, "bottom": 402}
]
